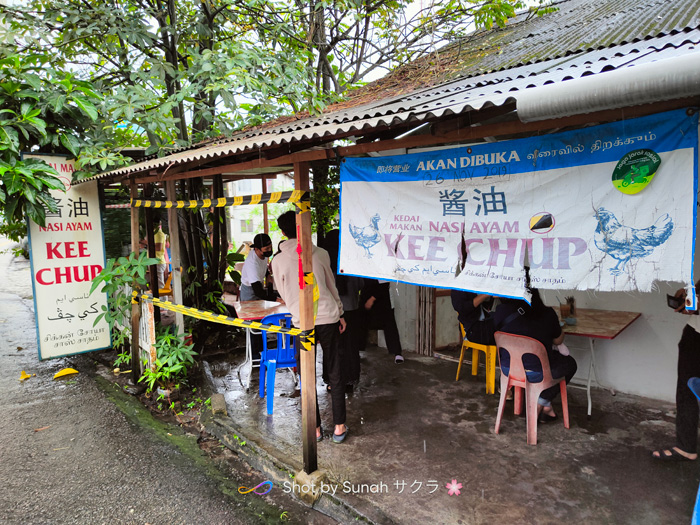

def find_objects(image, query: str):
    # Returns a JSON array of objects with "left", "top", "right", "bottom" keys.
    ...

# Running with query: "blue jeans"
[{"left": 500, "top": 350, "right": 577, "bottom": 404}]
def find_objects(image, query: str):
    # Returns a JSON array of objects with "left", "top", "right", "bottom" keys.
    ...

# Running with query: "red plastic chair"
[{"left": 494, "top": 331, "right": 569, "bottom": 445}]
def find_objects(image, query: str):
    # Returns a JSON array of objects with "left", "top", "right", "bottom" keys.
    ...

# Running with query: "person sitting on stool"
[
  {"left": 451, "top": 290, "right": 496, "bottom": 345},
  {"left": 239, "top": 233, "right": 281, "bottom": 360}
]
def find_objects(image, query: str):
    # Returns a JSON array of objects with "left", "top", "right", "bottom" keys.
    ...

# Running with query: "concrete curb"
[{"left": 201, "top": 361, "right": 396, "bottom": 525}]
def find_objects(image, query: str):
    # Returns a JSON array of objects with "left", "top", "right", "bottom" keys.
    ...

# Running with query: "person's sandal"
[
  {"left": 538, "top": 413, "right": 558, "bottom": 423},
  {"left": 651, "top": 448, "right": 695, "bottom": 461},
  {"left": 332, "top": 426, "right": 349, "bottom": 444},
  {"left": 317, "top": 427, "right": 324, "bottom": 442}
]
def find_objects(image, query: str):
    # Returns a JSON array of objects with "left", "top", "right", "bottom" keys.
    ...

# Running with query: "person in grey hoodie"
[{"left": 271, "top": 211, "right": 349, "bottom": 444}]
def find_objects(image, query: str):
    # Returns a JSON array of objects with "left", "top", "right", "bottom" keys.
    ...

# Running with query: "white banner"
[
  {"left": 27, "top": 155, "right": 111, "bottom": 359},
  {"left": 339, "top": 109, "right": 698, "bottom": 305}
]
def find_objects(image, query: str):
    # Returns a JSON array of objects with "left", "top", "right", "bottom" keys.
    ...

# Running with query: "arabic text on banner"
[{"left": 26, "top": 156, "right": 111, "bottom": 360}]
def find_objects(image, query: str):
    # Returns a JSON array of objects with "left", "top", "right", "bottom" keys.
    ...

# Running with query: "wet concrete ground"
[
  {"left": 0, "top": 240, "right": 335, "bottom": 524},
  {"left": 204, "top": 332, "right": 700, "bottom": 524}
]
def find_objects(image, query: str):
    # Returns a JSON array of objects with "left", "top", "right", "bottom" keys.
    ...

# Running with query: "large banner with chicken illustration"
[{"left": 339, "top": 108, "right": 698, "bottom": 305}]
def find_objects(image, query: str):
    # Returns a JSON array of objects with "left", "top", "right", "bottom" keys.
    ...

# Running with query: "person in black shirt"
[
  {"left": 492, "top": 279, "right": 577, "bottom": 422},
  {"left": 451, "top": 290, "right": 496, "bottom": 345}
]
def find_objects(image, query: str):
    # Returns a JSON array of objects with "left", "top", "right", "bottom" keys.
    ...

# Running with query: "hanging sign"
[
  {"left": 26, "top": 154, "right": 111, "bottom": 359},
  {"left": 339, "top": 109, "right": 698, "bottom": 306}
]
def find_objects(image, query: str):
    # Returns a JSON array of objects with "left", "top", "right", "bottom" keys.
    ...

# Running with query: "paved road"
[{"left": 0, "top": 238, "right": 333, "bottom": 525}]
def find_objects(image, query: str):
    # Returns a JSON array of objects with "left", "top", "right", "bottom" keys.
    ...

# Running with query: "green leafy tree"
[
  {"left": 3, "top": 0, "right": 553, "bottom": 297},
  {"left": 225, "top": 0, "right": 555, "bottom": 235},
  {"left": 0, "top": 52, "right": 83, "bottom": 250},
  {"left": 6, "top": 0, "right": 317, "bottom": 152}
]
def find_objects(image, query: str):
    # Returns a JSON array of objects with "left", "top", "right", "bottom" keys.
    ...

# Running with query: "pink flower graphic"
[{"left": 446, "top": 479, "right": 462, "bottom": 496}]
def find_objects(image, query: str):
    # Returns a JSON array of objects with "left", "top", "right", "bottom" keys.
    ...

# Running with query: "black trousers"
[
  {"left": 540, "top": 352, "right": 578, "bottom": 402},
  {"left": 365, "top": 306, "right": 403, "bottom": 356},
  {"left": 342, "top": 309, "right": 363, "bottom": 384},
  {"left": 676, "top": 324, "right": 700, "bottom": 453},
  {"left": 322, "top": 309, "right": 363, "bottom": 385},
  {"left": 315, "top": 322, "right": 346, "bottom": 427},
  {"left": 466, "top": 319, "right": 496, "bottom": 345}
]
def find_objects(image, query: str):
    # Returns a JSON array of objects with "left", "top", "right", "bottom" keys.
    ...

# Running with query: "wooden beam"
[
  {"left": 126, "top": 96, "right": 699, "bottom": 184},
  {"left": 294, "top": 161, "right": 317, "bottom": 474}
]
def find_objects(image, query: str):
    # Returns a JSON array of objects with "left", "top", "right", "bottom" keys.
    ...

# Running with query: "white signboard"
[
  {"left": 339, "top": 109, "right": 698, "bottom": 306},
  {"left": 139, "top": 300, "right": 156, "bottom": 373},
  {"left": 26, "top": 155, "right": 111, "bottom": 359}
]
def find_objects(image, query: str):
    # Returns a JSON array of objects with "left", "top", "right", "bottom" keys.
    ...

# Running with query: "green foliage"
[
  {"left": 139, "top": 326, "right": 198, "bottom": 392},
  {"left": 5, "top": 0, "right": 544, "bottom": 162},
  {"left": 7, "top": 0, "right": 326, "bottom": 155},
  {"left": 0, "top": 44, "right": 131, "bottom": 236},
  {"left": 102, "top": 187, "right": 132, "bottom": 259},
  {"left": 311, "top": 165, "right": 340, "bottom": 236},
  {"left": 226, "top": 252, "right": 245, "bottom": 285},
  {"left": 89, "top": 251, "right": 159, "bottom": 351},
  {"left": 0, "top": 219, "right": 29, "bottom": 257},
  {"left": 0, "top": 156, "right": 64, "bottom": 227}
]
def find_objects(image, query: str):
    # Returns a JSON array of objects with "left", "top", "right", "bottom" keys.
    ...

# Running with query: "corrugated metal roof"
[{"left": 87, "top": 0, "right": 700, "bottom": 182}]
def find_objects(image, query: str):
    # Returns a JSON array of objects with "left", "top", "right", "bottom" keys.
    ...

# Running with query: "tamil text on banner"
[
  {"left": 339, "top": 109, "right": 698, "bottom": 305},
  {"left": 26, "top": 155, "right": 111, "bottom": 359}
]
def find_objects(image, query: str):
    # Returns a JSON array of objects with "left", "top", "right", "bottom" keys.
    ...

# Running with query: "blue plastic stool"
[{"left": 259, "top": 313, "right": 297, "bottom": 415}]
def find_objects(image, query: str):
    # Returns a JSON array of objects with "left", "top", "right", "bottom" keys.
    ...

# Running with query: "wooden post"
[
  {"left": 262, "top": 176, "right": 269, "bottom": 235},
  {"left": 130, "top": 181, "right": 141, "bottom": 386},
  {"left": 166, "top": 180, "right": 184, "bottom": 335},
  {"left": 144, "top": 184, "right": 160, "bottom": 324},
  {"left": 294, "top": 162, "right": 317, "bottom": 474}
]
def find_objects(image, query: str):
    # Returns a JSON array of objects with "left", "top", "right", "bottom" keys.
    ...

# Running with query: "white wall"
[
  {"left": 389, "top": 224, "right": 699, "bottom": 403},
  {"left": 540, "top": 286, "right": 690, "bottom": 402},
  {"left": 378, "top": 282, "right": 461, "bottom": 352},
  {"left": 436, "top": 294, "right": 460, "bottom": 347}
]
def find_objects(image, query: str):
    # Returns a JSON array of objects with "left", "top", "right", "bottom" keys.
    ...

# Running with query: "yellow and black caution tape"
[
  {"left": 299, "top": 330, "right": 315, "bottom": 352},
  {"left": 132, "top": 292, "right": 304, "bottom": 337},
  {"left": 131, "top": 190, "right": 309, "bottom": 210},
  {"left": 294, "top": 199, "right": 311, "bottom": 214}
]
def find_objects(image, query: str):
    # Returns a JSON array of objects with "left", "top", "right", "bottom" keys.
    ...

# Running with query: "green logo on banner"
[{"left": 612, "top": 149, "right": 661, "bottom": 194}]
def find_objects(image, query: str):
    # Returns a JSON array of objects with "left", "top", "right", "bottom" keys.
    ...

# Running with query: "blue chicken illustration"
[
  {"left": 349, "top": 214, "right": 382, "bottom": 258},
  {"left": 594, "top": 207, "right": 674, "bottom": 275}
]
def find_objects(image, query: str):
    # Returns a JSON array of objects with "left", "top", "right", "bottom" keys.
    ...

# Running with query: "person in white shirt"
[
  {"left": 271, "top": 211, "right": 349, "bottom": 444},
  {"left": 239, "top": 233, "right": 275, "bottom": 302}
]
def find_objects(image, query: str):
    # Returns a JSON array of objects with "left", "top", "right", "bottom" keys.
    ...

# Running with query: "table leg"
[
  {"left": 588, "top": 338, "right": 616, "bottom": 397},
  {"left": 585, "top": 339, "right": 594, "bottom": 418},
  {"left": 569, "top": 338, "right": 617, "bottom": 419},
  {"left": 237, "top": 327, "right": 253, "bottom": 391}
]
